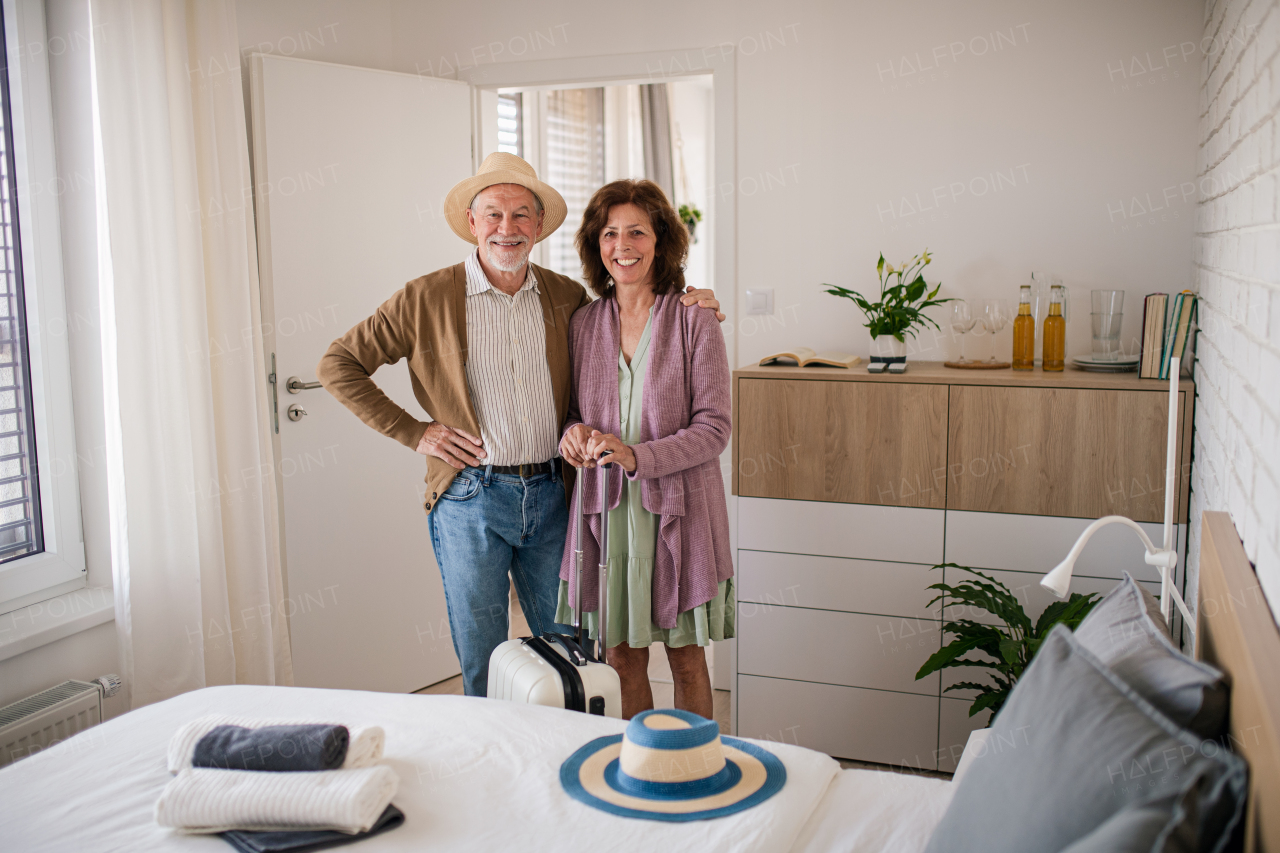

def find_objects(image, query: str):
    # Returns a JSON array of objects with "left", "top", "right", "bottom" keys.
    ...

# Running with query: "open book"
[{"left": 759, "top": 348, "right": 861, "bottom": 369}]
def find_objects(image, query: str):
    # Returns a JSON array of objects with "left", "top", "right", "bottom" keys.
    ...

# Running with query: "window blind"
[
  {"left": 0, "top": 20, "right": 43, "bottom": 564},
  {"left": 497, "top": 93, "right": 522, "bottom": 157},
  {"left": 542, "top": 88, "right": 603, "bottom": 281}
]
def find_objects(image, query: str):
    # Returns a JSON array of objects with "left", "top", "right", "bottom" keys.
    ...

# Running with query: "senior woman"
[{"left": 555, "top": 179, "right": 734, "bottom": 720}]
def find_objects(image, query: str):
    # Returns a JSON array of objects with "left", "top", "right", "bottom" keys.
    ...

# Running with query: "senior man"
[{"left": 317, "top": 153, "right": 722, "bottom": 696}]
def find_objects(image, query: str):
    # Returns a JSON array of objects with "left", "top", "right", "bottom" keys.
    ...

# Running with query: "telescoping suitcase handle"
[{"left": 572, "top": 450, "right": 613, "bottom": 665}]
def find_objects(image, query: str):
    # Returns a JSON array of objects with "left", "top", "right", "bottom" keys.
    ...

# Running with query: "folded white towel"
[
  {"left": 167, "top": 715, "right": 385, "bottom": 773},
  {"left": 155, "top": 765, "right": 399, "bottom": 833}
]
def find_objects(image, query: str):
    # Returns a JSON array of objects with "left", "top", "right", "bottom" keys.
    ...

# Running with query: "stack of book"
[{"left": 1139, "top": 291, "right": 1197, "bottom": 379}]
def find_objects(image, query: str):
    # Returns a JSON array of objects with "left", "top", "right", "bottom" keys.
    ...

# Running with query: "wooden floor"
[
  {"left": 416, "top": 584, "right": 731, "bottom": 732},
  {"left": 416, "top": 674, "right": 733, "bottom": 735}
]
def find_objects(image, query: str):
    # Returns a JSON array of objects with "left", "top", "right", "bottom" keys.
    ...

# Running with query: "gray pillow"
[
  {"left": 1075, "top": 573, "right": 1229, "bottom": 740},
  {"left": 923, "top": 626, "right": 1246, "bottom": 853}
]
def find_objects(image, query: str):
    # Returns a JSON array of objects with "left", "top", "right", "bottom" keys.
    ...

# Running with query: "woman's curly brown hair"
[{"left": 575, "top": 179, "right": 688, "bottom": 298}]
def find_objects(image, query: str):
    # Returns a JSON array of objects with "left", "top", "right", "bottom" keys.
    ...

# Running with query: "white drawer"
[
  {"left": 944, "top": 511, "right": 1184, "bottom": 584},
  {"left": 939, "top": 567, "right": 1155, "bottom": 626},
  {"left": 738, "top": 550, "right": 940, "bottom": 619},
  {"left": 738, "top": 675, "right": 940, "bottom": 769},
  {"left": 739, "top": 497, "right": 944, "bottom": 563},
  {"left": 938, "top": 696, "right": 993, "bottom": 773},
  {"left": 738, "top": 604, "right": 940, "bottom": 695}
]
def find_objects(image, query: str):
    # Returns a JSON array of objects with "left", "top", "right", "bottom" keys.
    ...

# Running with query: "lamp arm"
[
  {"left": 1076, "top": 515, "right": 1163, "bottom": 559},
  {"left": 1041, "top": 516, "right": 1175, "bottom": 598}
]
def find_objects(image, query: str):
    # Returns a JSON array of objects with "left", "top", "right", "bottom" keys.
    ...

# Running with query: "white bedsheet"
[
  {"left": 0, "top": 685, "right": 839, "bottom": 852},
  {"left": 789, "top": 767, "right": 954, "bottom": 853}
]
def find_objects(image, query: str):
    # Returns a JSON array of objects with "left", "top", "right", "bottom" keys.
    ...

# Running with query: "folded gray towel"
[
  {"left": 219, "top": 804, "right": 404, "bottom": 853},
  {"left": 193, "top": 725, "right": 349, "bottom": 772}
]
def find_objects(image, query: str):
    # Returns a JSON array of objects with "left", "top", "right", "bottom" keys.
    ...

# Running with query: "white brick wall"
[{"left": 1190, "top": 0, "right": 1280, "bottom": 624}]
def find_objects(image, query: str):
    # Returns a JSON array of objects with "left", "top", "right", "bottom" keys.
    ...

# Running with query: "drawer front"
[
  {"left": 736, "top": 378, "right": 948, "bottom": 508},
  {"left": 739, "top": 549, "right": 940, "bottom": 620},
  {"left": 940, "top": 566, "right": 1156, "bottom": 626},
  {"left": 738, "top": 675, "right": 940, "bottom": 769},
  {"left": 946, "top": 385, "right": 1188, "bottom": 522},
  {"left": 739, "top": 497, "right": 944, "bottom": 564},
  {"left": 738, "top": 604, "right": 940, "bottom": 695},
  {"left": 943, "top": 510, "right": 1179, "bottom": 584},
  {"left": 938, "top": 696, "right": 993, "bottom": 773}
]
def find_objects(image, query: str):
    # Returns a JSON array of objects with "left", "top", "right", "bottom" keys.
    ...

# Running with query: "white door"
[{"left": 249, "top": 55, "right": 472, "bottom": 692}]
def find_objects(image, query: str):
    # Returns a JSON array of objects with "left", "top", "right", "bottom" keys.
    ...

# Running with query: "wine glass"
[
  {"left": 950, "top": 301, "right": 976, "bottom": 363},
  {"left": 982, "top": 299, "right": 1010, "bottom": 362}
]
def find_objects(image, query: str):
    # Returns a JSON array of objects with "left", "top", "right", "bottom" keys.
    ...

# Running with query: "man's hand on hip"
[{"left": 417, "top": 422, "right": 486, "bottom": 470}]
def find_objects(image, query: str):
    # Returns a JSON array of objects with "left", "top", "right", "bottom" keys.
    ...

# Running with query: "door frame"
[
  {"left": 458, "top": 48, "right": 737, "bottom": 371},
  {"left": 461, "top": 50, "right": 739, "bottom": 721}
]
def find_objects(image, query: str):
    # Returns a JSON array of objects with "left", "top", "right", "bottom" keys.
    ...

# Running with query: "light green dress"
[{"left": 556, "top": 308, "right": 735, "bottom": 649}]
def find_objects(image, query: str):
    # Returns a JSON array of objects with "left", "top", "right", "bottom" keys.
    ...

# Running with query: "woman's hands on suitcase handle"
[
  {"left": 560, "top": 425, "right": 635, "bottom": 472},
  {"left": 585, "top": 430, "right": 635, "bottom": 472}
]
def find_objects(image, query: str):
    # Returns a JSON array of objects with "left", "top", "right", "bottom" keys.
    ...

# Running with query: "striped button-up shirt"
[{"left": 462, "top": 250, "right": 561, "bottom": 466}]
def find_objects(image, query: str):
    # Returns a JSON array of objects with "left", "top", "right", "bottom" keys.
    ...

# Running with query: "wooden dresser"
[{"left": 730, "top": 362, "right": 1194, "bottom": 771}]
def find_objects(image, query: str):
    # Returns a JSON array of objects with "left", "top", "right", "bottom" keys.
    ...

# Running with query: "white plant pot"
[{"left": 869, "top": 336, "right": 906, "bottom": 364}]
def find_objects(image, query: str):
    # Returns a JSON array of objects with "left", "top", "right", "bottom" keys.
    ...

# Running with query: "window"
[
  {"left": 497, "top": 92, "right": 522, "bottom": 157},
  {"left": 0, "top": 9, "right": 43, "bottom": 564},
  {"left": 0, "top": 0, "right": 86, "bottom": 612}
]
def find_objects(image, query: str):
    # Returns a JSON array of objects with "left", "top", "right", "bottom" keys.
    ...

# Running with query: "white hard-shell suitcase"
[{"left": 486, "top": 455, "right": 623, "bottom": 717}]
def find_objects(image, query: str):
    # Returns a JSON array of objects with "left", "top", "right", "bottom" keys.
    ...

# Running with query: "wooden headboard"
[{"left": 1197, "top": 511, "right": 1280, "bottom": 853}]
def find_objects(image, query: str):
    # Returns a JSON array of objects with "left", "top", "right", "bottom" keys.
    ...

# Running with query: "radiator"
[{"left": 0, "top": 675, "right": 121, "bottom": 768}]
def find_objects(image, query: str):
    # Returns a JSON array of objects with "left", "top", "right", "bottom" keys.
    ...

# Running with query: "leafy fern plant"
[{"left": 915, "top": 563, "right": 1100, "bottom": 721}]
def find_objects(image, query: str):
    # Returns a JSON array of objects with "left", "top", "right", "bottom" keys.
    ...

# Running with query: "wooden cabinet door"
[
  {"left": 735, "top": 379, "right": 947, "bottom": 508},
  {"left": 946, "top": 386, "right": 1187, "bottom": 522}
]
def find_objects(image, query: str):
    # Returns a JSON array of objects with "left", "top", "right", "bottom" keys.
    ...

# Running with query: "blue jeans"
[{"left": 427, "top": 464, "right": 575, "bottom": 697}]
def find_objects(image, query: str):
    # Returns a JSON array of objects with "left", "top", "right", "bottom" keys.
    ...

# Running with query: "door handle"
[{"left": 286, "top": 376, "right": 322, "bottom": 394}]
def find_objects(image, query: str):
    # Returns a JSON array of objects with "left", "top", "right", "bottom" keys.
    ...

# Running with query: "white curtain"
[{"left": 91, "top": 0, "right": 292, "bottom": 707}]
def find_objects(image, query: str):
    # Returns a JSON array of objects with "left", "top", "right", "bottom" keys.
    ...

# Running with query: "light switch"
[{"left": 745, "top": 289, "right": 774, "bottom": 316}]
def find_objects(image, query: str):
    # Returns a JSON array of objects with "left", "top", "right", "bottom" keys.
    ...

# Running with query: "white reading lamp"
[{"left": 1040, "top": 356, "right": 1196, "bottom": 640}]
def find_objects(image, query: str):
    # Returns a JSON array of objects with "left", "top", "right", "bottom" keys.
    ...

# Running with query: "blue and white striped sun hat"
[{"left": 560, "top": 709, "right": 786, "bottom": 821}]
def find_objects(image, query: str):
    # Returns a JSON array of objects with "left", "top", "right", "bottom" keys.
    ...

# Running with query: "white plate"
[
  {"left": 1072, "top": 356, "right": 1139, "bottom": 367},
  {"left": 1072, "top": 362, "right": 1138, "bottom": 373}
]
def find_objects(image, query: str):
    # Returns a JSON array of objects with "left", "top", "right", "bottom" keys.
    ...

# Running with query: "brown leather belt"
[{"left": 488, "top": 459, "right": 558, "bottom": 478}]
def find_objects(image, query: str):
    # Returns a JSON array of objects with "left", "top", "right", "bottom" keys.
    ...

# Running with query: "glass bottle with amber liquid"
[
  {"left": 1042, "top": 284, "right": 1067, "bottom": 371},
  {"left": 1012, "top": 284, "right": 1035, "bottom": 370}
]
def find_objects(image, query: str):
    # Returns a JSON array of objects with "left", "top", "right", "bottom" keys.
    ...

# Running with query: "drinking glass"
[
  {"left": 1090, "top": 289, "right": 1124, "bottom": 362},
  {"left": 981, "top": 299, "right": 1010, "bottom": 362},
  {"left": 950, "top": 301, "right": 976, "bottom": 363}
]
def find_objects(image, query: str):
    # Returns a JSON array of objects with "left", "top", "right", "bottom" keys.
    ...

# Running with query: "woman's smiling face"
[{"left": 599, "top": 203, "right": 657, "bottom": 290}]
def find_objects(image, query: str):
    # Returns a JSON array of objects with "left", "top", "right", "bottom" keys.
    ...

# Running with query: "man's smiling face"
[{"left": 466, "top": 184, "right": 544, "bottom": 273}]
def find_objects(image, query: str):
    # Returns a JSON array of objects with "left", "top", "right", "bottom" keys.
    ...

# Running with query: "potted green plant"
[
  {"left": 915, "top": 563, "right": 1100, "bottom": 721},
  {"left": 678, "top": 203, "right": 703, "bottom": 243},
  {"left": 823, "top": 249, "right": 952, "bottom": 369}
]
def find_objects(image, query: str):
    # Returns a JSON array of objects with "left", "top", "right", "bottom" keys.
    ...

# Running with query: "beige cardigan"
[{"left": 316, "top": 262, "right": 590, "bottom": 515}]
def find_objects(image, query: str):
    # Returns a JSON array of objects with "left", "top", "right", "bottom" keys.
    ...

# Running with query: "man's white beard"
[{"left": 485, "top": 238, "right": 530, "bottom": 273}]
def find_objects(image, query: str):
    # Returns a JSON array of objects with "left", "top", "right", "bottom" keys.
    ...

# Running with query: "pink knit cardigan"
[{"left": 558, "top": 292, "right": 733, "bottom": 629}]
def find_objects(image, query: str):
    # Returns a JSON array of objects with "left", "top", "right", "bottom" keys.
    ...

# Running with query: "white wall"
[
  {"left": 232, "top": 0, "right": 1236, "bottom": 643},
  {"left": 1188, "top": 0, "right": 1280, "bottom": 622},
  {"left": 235, "top": 0, "right": 1203, "bottom": 366}
]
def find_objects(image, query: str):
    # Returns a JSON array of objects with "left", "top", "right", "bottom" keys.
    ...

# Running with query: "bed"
[
  {"left": 0, "top": 511, "right": 1274, "bottom": 853},
  {"left": 0, "top": 682, "right": 954, "bottom": 853}
]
